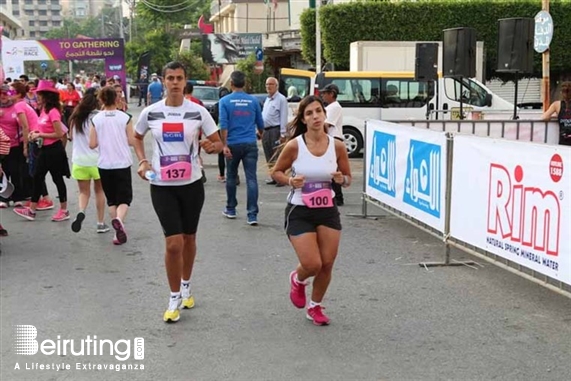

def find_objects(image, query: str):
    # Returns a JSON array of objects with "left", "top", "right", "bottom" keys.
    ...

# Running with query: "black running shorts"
[
  {"left": 150, "top": 180, "right": 205, "bottom": 237},
  {"left": 98, "top": 167, "right": 133, "bottom": 207},
  {"left": 284, "top": 203, "right": 341, "bottom": 236}
]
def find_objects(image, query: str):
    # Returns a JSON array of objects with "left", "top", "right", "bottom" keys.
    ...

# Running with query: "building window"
[
  {"left": 11, "top": 0, "right": 18, "bottom": 4},
  {"left": 52, "top": 10, "right": 60, "bottom": 15},
  {"left": 24, "top": 10, "right": 33, "bottom": 15},
  {"left": 24, "top": 0, "right": 32, "bottom": 4},
  {"left": 39, "top": 21, "right": 47, "bottom": 26},
  {"left": 29, "top": 20, "right": 35, "bottom": 27},
  {"left": 13, "top": 10, "right": 19, "bottom": 16},
  {"left": 38, "top": 0, "right": 46, "bottom": 3},
  {"left": 39, "top": 10, "right": 47, "bottom": 15},
  {"left": 30, "top": 31, "right": 36, "bottom": 37},
  {"left": 53, "top": 21, "right": 60, "bottom": 26},
  {"left": 0, "top": 0, "right": 6, "bottom": 5}
]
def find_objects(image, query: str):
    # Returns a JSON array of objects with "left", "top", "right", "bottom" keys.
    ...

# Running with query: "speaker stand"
[
  {"left": 459, "top": 76, "right": 465, "bottom": 120},
  {"left": 512, "top": 73, "right": 519, "bottom": 120}
]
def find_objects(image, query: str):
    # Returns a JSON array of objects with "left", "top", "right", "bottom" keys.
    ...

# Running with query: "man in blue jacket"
[{"left": 219, "top": 71, "right": 264, "bottom": 225}]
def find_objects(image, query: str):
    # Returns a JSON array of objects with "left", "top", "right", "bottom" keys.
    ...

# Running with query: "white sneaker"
[
  {"left": 163, "top": 296, "right": 182, "bottom": 322},
  {"left": 0, "top": 202, "right": 8, "bottom": 208},
  {"left": 181, "top": 284, "right": 195, "bottom": 309}
]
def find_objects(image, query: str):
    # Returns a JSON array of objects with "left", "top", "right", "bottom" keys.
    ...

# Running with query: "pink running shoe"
[
  {"left": 14, "top": 207, "right": 36, "bottom": 221},
  {"left": 51, "top": 209, "right": 70, "bottom": 222},
  {"left": 289, "top": 271, "right": 306, "bottom": 309},
  {"left": 112, "top": 233, "right": 122, "bottom": 245},
  {"left": 37, "top": 198, "right": 55, "bottom": 211},
  {"left": 306, "top": 305, "right": 330, "bottom": 326},
  {"left": 111, "top": 218, "right": 127, "bottom": 244}
]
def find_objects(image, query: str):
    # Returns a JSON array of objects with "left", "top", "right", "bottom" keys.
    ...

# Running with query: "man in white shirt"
[{"left": 322, "top": 83, "right": 345, "bottom": 205}]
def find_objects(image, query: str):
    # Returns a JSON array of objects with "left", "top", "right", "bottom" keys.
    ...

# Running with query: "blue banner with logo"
[{"left": 365, "top": 120, "right": 447, "bottom": 232}]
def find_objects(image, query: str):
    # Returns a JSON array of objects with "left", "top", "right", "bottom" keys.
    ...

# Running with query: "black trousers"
[
  {"left": 1, "top": 144, "right": 31, "bottom": 202},
  {"left": 32, "top": 141, "right": 69, "bottom": 203}
]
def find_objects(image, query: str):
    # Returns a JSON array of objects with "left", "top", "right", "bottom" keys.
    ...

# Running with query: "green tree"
[
  {"left": 236, "top": 53, "right": 273, "bottom": 93},
  {"left": 125, "top": 29, "right": 178, "bottom": 79},
  {"left": 301, "top": 0, "right": 571, "bottom": 79},
  {"left": 176, "top": 50, "right": 210, "bottom": 80}
]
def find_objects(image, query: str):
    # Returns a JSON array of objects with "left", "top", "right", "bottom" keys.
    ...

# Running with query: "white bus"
[{"left": 279, "top": 69, "right": 515, "bottom": 157}]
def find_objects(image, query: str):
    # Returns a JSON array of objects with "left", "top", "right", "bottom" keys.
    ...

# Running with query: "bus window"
[
  {"left": 325, "top": 78, "right": 380, "bottom": 105},
  {"left": 279, "top": 75, "right": 310, "bottom": 102},
  {"left": 444, "top": 77, "right": 488, "bottom": 107},
  {"left": 381, "top": 78, "right": 432, "bottom": 108}
]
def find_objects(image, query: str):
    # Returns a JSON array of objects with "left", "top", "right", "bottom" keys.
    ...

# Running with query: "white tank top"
[
  {"left": 288, "top": 134, "right": 337, "bottom": 206},
  {"left": 72, "top": 111, "right": 99, "bottom": 167},
  {"left": 91, "top": 110, "right": 133, "bottom": 170}
]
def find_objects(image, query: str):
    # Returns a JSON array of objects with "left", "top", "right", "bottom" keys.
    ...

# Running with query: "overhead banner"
[
  {"left": 1, "top": 38, "right": 125, "bottom": 81},
  {"left": 365, "top": 120, "right": 447, "bottom": 232},
  {"left": 202, "top": 33, "right": 262, "bottom": 64},
  {"left": 450, "top": 135, "right": 571, "bottom": 286}
]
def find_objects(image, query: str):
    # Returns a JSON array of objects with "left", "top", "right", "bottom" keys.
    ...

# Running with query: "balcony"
[{"left": 210, "top": 0, "right": 232, "bottom": 17}]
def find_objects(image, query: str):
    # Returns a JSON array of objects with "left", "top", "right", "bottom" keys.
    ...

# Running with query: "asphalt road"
[{"left": 1, "top": 104, "right": 570, "bottom": 381}]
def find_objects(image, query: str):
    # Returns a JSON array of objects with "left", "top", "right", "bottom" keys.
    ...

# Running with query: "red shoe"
[
  {"left": 111, "top": 218, "right": 127, "bottom": 244},
  {"left": 51, "top": 209, "right": 70, "bottom": 222},
  {"left": 306, "top": 305, "right": 330, "bottom": 326},
  {"left": 14, "top": 207, "right": 36, "bottom": 221},
  {"left": 289, "top": 271, "right": 306, "bottom": 309},
  {"left": 37, "top": 198, "right": 54, "bottom": 211}
]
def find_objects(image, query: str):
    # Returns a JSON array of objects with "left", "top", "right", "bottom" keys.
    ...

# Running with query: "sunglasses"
[{"left": 0, "top": 90, "right": 15, "bottom": 96}]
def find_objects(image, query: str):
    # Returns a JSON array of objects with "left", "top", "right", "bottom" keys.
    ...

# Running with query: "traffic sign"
[
  {"left": 534, "top": 10, "right": 553, "bottom": 54},
  {"left": 40, "top": 62, "right": 48, "bottom": 70},
  {"left": 255, "top": 48, "right": 263, "bottom": 62}
]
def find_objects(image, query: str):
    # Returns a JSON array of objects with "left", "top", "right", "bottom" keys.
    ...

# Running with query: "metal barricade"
[
  {"left": 389, "top": 119, "right": 559, "bottom": 145},
  {"left": 350, "top": 120, "right": 571, "bottom": 299}
]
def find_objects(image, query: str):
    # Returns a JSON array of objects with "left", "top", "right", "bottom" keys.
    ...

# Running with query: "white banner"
[
  {"left": 450, "top": 135, "right": 571, "bottom": 286},
  {"left": 365, "top": 120, "right": 447, "bottom": 233}
]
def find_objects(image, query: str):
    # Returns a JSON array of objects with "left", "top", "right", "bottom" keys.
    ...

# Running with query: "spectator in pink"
[
  {"left": 14, "top": 80, "right": 70, "bottom": 222},
  {"left": 11, "top": 81, "right": 55, "bottom": 211},
  {"left": 0, "top": 84, "right": 27, "bottom": 208}
]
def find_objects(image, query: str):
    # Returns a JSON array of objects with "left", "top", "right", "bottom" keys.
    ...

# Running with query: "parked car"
[{"left": 193, "top": 85, "right": 221, "bottom": 116}]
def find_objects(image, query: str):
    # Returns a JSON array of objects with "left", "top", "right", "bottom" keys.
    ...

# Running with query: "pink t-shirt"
[
  {"left": 0, "top": 104, "right": 20, "bottom": 147},
  {"left": 14, "top": 101, "right": 38, "bottom": 142},
  {"left": 38, "top": 108, "right": 63, "bottom": 146}
]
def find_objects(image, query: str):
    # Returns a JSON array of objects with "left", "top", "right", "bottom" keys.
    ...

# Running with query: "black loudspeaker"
[
  {"left": 497, "top": 18, "right": 534, "bottom": 73},
  {"left": 415, "top": 43, "right": 439, "bottom": 81},
  {"left": 442, "top": 27, "right": 477, "bottom": 78}
]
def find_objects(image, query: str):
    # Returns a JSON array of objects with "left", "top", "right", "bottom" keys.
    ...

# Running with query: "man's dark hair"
[
  {"left": 19, "top": 74, "right": 29, "bottom": 82},
  {"left": 230, "top": 71, "right": 245, "bottom": 88},
  {"left": 185, "top": 82, "right": 194, "bottom": 95},
  {"left": 163, "top": 61, "right": 187, "bottom": 78}
]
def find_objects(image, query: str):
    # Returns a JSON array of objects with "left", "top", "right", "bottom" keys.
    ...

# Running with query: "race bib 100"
[{"left": 301, "top": 181, "right": 333, "bottom": 208}]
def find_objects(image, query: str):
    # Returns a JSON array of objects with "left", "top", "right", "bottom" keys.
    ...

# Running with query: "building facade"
[
  {"left": 0, "top": 1, "right": 23, "bottom": 39},
  {"left": 9, "top": 0, "right": 62, "bottom": 39},
  {"left": 60, "top": 0, "right": 114, "bottom": 19},
  {"left": 209, "top": 0, "right": 355, "bottom": 73}
]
